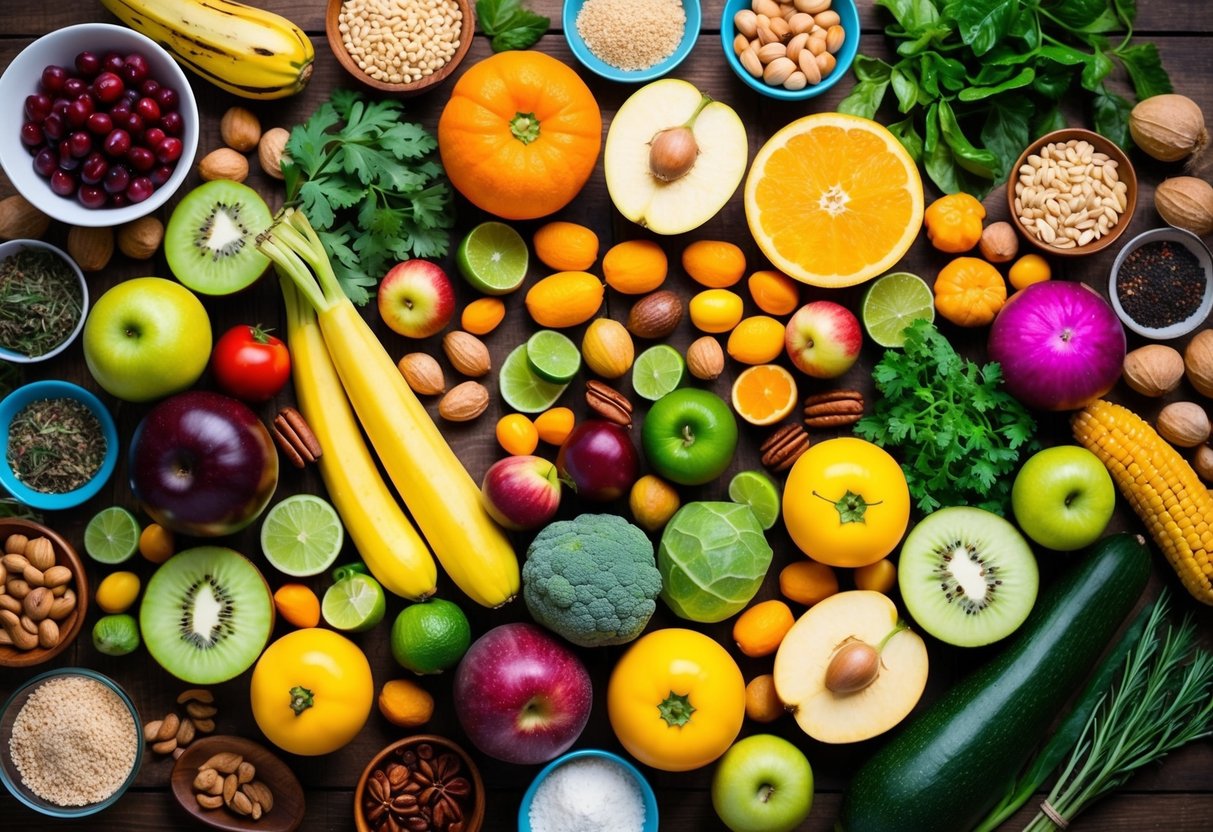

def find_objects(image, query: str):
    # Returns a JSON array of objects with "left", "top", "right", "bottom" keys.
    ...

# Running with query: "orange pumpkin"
[
  {"left": 934, "top": 257, "right": 1007, "bottom": 327},
  {"left": 438, "top": 52, "right": 602, "bottom": 220}
]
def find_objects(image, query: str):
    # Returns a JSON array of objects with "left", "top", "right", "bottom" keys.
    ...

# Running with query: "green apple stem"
[
  {"left": 757, "top": 784, "right": 775, "bottom": 803},
  {"left": 682, "top": 425, "right": 696, "bottom": 447},
  {"left": 657, "top": 690, "right": 696, "bottom": 727}
]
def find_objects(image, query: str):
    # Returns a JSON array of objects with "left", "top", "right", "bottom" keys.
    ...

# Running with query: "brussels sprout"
[{"left": 93, "top": 613, "right": 141, "bottom": 656}]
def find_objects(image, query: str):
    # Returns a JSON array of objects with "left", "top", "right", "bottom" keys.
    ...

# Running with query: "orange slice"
[
  {"left": 731, "top": 364, "right": 799, "bottom": 426},
  {"left": 744, "top": 113, "right": 924, "bottom": 288}
]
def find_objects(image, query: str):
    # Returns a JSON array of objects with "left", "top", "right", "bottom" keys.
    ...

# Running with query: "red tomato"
[{"left": 212, "top": 325, "right": 290, "bottom": 402}]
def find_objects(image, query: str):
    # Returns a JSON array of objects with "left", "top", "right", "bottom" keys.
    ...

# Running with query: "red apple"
[
  {"left": 482, "top": 455, "right": 561, "bottom": 531},
  {"left": 556, "top": 420, "right": 639, "bottom": 502},
  {"left": 453, "top": 623, "right": 592, "bottom": 764},
  {"left": 377, "top": 259, "right": 455, "bottom": 338},
  {"left": 784, "top": 301, "right": 863, "bottom": 378}
]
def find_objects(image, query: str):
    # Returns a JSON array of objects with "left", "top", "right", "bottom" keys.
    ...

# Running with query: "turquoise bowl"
[
  {"left": 0, "top": 380, "right": 119, "bottom": 510},
  {"left": 564, "top": 0, "right": 701, "bottom": 83},
  {"left": 720, "top": 0, "right": 860, "bottom": 100},
  {"left": 518, "top": 749, "right": 659, "bottom": 831}
]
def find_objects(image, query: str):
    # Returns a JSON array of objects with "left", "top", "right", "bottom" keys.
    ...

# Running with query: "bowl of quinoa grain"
[
  {"left": 325, "top": 0, "right": 475, "bottom": 95},
  {"left": 564, "top": 0, "right": 700, "bottom": 83},
  {"left": 0, "top": 668, "right": 142, "bottom": 817}
]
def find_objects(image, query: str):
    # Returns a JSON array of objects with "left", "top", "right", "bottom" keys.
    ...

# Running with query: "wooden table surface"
[{"left": 3, "top": 1, "right": 1213, "bottom": 830}]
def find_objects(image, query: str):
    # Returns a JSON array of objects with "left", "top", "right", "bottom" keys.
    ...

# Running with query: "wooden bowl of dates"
[
  {"left": 0, "top": 518, "right": 88, "bottom": 669},
  {"left": 354, "top": 734, "right": 485, "bottom": 832}
]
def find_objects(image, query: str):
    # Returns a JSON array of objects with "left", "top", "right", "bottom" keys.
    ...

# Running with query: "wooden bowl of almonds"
[
  {"left": 1007, "top": 127, "right": 1137, "bottom": 258},
  {"left": 354, "top": 734, "right": 485, "bottom": 832},
  {"left": 325, "top": 0, "right": 475, "bottom": 96},
  {"left": 0, "top": 518, "right": 88, "bottom": 669}
]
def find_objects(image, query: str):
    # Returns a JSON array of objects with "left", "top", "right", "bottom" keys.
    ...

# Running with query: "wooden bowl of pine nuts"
[
  {"left": 1007, "top": 128, "right": 1138, "bottom": 258},
  {"left": 325, "top": 0, "right": 475, "bottom": 96}
]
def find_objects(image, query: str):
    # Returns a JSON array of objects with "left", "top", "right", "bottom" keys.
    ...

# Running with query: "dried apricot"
[
  {"left": 748, "top": 269, "right": 800, "bottom": 316},
  {"left": 603, "top": 240, "right": 668, "bottom": 294},
  {"left": 727, "top": 316, "right": 786, "bottom": 365},
  {"left": 534, "top": 407, "right": 575, "bottom": 445},
  {"left": 377, "top": 679, "right": 434, "bottom": 728},
  {"left": 273, "top": 583, "right": 321, "bottom": 629},
  {"left": 682, "top": 240, "right": 746, "bottom": 288},
  {"left": 779, "top": 560, "right": 839, "bottom": 606},
  {"left": 855, "top": 559, "right": 897, "bottom": 594},
  {"left": 496, "top": 413, "right": 539, "bottom": 456},
  {"left": 533, "top": 221, "right": 599, "bottom": 271},
  {"left": 1008, "top": 253, "right": 1052, "bottom": 291},
  {"left": 733, "top": 599, "right": 796, "bottom": 657},
  {"left": 461, "top": 297, "right": 506, "bottom": 335},
  {"left": 745, "top": 674, "right": 786, "bottom": 724},
  {"left": 525, "top": 271, "right": 604, "bottom": 328}
]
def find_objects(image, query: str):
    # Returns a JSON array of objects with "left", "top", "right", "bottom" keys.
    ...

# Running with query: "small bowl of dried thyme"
[
  {"left": 0, "top": 380, "right": 118, "bottom": 511},
  {"left": 0, "top": 239, "right": 88, "bottom": 365}
]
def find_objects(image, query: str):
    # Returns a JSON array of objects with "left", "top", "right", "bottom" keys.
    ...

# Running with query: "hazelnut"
[
  {"left": 198, "top": 148, "right": 249, "bottom": 183},
  {"left": 67, "top": 225, "right": 113, "bottom": 272},
  {"left": 1184, "top": 329, "right": 1213, "bottom": 398},
  {"left": 258, "top": 127, "right": 291, "bottom": 180},
  {"left": 687, "top": 336, "right": 725, "bottom": 380},
  {"left": 1123, "top": 344, "right": 1185, "bottom": 397},
  {"left": 979, "top": 221, "right": 1019, "bottom": 263},
  {"left": 219, "top": 106, "right": 262, "bottom": 153},
  {"left": 1194, "top": 445, "right": 1213, "bottom": 483},
  {"left": 116, "top": 216, "right": 164, "bottom": 260},
  {"left": 1156, "top": 401, "right": 1211, "bottom": 448}
]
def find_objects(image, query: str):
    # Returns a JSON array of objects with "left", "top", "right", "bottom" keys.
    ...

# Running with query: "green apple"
[
  {"left": 711, "top": 734, "right": 813, "bottom": 832},
  {"left": 83, "top": 277, "right": 212, "bottom": 403},
  {"left": 1011, "top": 445, "right": 1115, "bottom": 551},
  {"left": 642, "top": 388, "right": 738, "bottom": 486}
]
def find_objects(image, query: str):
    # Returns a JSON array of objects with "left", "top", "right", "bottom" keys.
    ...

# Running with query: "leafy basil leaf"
[
  {"left": 876, "top": 0, "right": 941, "bottom": 31},
  {"left": 981, "top": 96, "right": 1032, "bottom": 179},
  {"left": 1117, "top": 43, "right": 1173, "bottom": 99},
  {"left": 925, "top": 105, "right": 994, "bottom": 197},
  {"left": 1033, "top": 105, "right": 1068, "bottom": 136},
  {"left": 1074, "top": 7, "right": 1122, "bottom": 33},
  {"left": 1009, "top": 5, "right": 1040, "bottom": 48},
  {"left": 896, "top": 25, "right": 953, "bottom": 57},
  {"left": 1036, "top": 44, "right": 1092, "bottom": 66},
  {"left": 1032, "top": 62, "right": 1075, "bottom": 99},
  {"left": 1081, "top": 42, "right": 1114, "bottom": 91},
  {"left": 937, "top": 99, "right": 999, "bottom": 179},
  {"left": 1112, "top": 0, "right": 1137, "bottom": 26},
  {"left": 924, "top": 52, "right": 968, "bottom": 92},
  {"left": 491, "top": 23, "right": 547, "bottom": 52},
  {"left": 838, "top": 57, "right": 894, "bottom": 118},
  {"left": 476, "top": 0, "right": 549, "bottom": 52},
  {"left": 1045, "top": 0, "right": 1111, "bottom": 30},
  {"left": 945, "top": 0, "right": 1018, "bottom": 56},
  {"left": 888, "top": 116, "right": 925, "bottom": 163},
  {"left": 961, "top": 67, "right": 1036, "bottom": 103},
  {"left": 892, "top": 66, "right": 921, "bottom": 113},
  {"left": 854, "top": 55, "right": 895, "bottom": 83},
  {"left": 1093, "top": 84, "right": 1134, "bottom": 148}
]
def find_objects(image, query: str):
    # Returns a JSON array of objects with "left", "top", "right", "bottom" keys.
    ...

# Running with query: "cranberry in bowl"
[{"left": 0, "top": 23, "right": 197, "bottom": 227}]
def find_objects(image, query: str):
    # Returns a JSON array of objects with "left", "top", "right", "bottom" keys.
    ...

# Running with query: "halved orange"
[
  {"left": 731, "top": 364, "right": 799, "bottom": 426},
  {"left": 744, "top": 113, "right": 924, "bottom": 288}
]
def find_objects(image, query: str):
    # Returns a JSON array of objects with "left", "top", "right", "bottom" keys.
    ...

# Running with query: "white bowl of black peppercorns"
[{"left": 1109, "top": 227, "right": 1213, "bottom": 340}]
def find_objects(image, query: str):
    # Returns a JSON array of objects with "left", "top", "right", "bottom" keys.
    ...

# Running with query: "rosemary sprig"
[{"left": 1024, "top": 594, "right": 1213, "bottom": 831}]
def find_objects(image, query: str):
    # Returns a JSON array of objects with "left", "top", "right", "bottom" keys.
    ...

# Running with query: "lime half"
[
  {"left": 322, "top": 573, "right": 386, "bottom": 632},
  {"left": 500, "top": 343, "right": 568, "bottom": 413},
  {"left": 862, "top": 272, "right": 935, "bottom": 348},
  {"left": 526, "top": 330, "right": 582, "bottom": 384},
  {"left": 456, "top": 221, "right": 528, "bottom": 295},
  {"left": 390, "top": 598, "right": 472, "bottom": 674},
  {"left": 729, "top": 470, "right": 782, "bottom": 530},
  {"left": 261, "top": 494, "right": 344, "bottom": 577},
  {"left": 632, "top": 344, "right": 686, "bottom": 401},
  {"left": 84, "top": 507, "right": 140, "bottom": 564}
]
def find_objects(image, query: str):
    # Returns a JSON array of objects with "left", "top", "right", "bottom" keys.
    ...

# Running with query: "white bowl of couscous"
[{"left": 564, "top": 0, "right": 701, "bottom": 83}]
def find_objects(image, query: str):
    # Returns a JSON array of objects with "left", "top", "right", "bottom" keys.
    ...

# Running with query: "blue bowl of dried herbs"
[
  {"left": 0, "top": 240, "right": 88, "bottom": 365},
  {"left": 0, "top": 381, "right": 118, "bottom": 511}
]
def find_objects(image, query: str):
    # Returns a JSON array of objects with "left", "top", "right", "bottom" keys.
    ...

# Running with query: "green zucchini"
[{"left": 837, "top": 533, "right": 1150, "bottom": 832}]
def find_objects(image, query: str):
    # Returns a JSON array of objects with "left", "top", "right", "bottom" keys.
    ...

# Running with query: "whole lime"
[{"left": 390, "top": 598, "right": 472, "bottom": 675}]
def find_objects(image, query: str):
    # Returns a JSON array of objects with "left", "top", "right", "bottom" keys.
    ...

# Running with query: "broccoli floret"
[{"left": 522, "top": 514, "right": 662, "bottom": 648}]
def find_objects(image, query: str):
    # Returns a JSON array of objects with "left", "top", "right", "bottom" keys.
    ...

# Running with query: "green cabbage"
[{"left": 657, "top": 502, "right": 773, "bottom": 623}]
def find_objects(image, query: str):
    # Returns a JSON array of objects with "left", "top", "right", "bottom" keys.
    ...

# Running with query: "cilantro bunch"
[
  {"left": 853, "top": 320, "right": 1039, "bottom": 515},
  {"left": 283, "top": 90, "right": 454, "bottom": 305},
  {"left": 842, "top": 0, "right": 1171, "bottom": 197}
]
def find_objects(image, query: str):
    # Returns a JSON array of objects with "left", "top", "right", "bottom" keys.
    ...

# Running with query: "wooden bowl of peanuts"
[
  {"left": 0, "top": 518, "right": 89, "bottom": 669},
  {"left": 1007, "top": 128, "right": 1138, "bottom": 258},
  {"left": 325, "top": 0, "right": 476, "bottom": 96}
]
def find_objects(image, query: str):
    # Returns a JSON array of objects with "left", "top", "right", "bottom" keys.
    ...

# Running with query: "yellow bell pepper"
[{"left": 924, "top": 192, "right": 986, "bottom": 253}]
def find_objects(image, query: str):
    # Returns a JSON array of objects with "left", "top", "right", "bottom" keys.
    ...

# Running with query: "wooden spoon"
[{"left": 170, "top": 735, "right": 305, "bottom": 832}]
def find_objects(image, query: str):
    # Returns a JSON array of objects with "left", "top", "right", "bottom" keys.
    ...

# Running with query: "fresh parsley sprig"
[
  {"left": 853, "top": 319, "right": 1039, "bottom": 514},
  {"left": 477, "top": 0, "right": 549, "bottom": 53},
  {"left": 283, "top": 90, "right": 454, "bottom": 305}
]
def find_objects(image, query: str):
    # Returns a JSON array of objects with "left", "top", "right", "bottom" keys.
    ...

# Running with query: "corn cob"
[{"left": 1072, "top": 399, "right": 1213, "bottom": 604}]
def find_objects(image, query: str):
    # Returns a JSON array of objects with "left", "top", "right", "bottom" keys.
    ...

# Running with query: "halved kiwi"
[
  {"left": 164, "top": 180, "right": 272, "bottom": 295},
  {"left": 140, "top": 546, "right": 274, "bottom": 684},
  {"left": 898, "top": 506, "right": 1039, "bottom": 647}
]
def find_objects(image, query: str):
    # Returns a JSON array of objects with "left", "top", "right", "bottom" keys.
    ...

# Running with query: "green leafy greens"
[
  {"left": 283, "top": 90, "right": 454, "bottom": 305},
  {"left": 841, "top": 0, "right": 1172, "bottom": 197},
  {"left": 477, "top": 0, "right": 549, "bottom": 52},
  {"left": 853, "top": 319, "right": 1039, "bottom": 514}
]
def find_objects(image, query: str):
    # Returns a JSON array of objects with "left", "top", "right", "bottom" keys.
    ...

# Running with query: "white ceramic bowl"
[
  {"left": 0, "top": 239, "right": 88, "bottom": 364},
  {"left": 1108, "top": 227, "right": 1213, "bottom": 340},
  {"left": 0, "top": 23, "right": 198, "bottom": 227}
]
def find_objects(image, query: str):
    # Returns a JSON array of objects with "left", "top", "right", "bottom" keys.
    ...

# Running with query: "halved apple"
[
  {"left": 773, "top": 590, "right": 928, "bottom": 744},
  {"left": 604, "top": 79, "right": 748, "bottom": 235}
]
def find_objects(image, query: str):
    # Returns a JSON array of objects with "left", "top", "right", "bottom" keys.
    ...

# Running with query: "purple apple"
[
  {"left": 453, "top": 623, "right": 592, "bottom": 764},
  {"left": 785, "top": 301, "right": 863, "bottom": 378},
  {"left": 556, "top": 420, "right": 639, "bottom": 502},
  {"left": 482, "top": 455, "right": 562, "bottom": 531},
  {"left": 129, "top": 391, "right": 279, "bottom": 537},
  {"left": 377, "top": 259, "right": 455, "bottom": 339}
]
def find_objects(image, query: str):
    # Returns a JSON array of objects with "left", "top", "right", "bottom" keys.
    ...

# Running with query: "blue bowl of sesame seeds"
[{"left": 563, "top": 0, "right": 700, "bottom": 83}]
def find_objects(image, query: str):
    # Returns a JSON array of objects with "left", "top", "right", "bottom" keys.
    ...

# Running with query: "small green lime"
[
  {"left": 260, "top": 494, "right": 344, "bottom": 577},
  {"left": 456, "top": 221, "right": 529, "bottom": 295},
  {"left": 500, "top": 343, "right": 568, "bottom": 413},
  {"left": 861, "top": 271, "right": 935, "bottom": 348},
  {"left": 322, "top": 574, "right": 386, "bottom": 632},
  {"left": 84, "top": 506, "right": 140, "bottom": 564},
  {"left": 526, "top": 330, "right": 582, "bottom": 384},
  {"left": 632, "top": 344, "right": 686, "bottom": 401},
  {"left": 728, "top": 470, "right": 782, "bottom": 530},
  {"left": 390, "top": 598, "right": 472, "bottom": 674}
]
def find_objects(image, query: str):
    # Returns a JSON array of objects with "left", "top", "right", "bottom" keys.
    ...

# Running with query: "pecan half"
[
  {"left": 760, "top": 424, "right": 810, "bottom": 472},
  {"left": 272, "top": 406, "right": 322, "bottom": 468},
  {"left": 804, "top": 389, "right": 864, "bottom": 428},
  {"left": 586, "top": 380, "right": 634, "bottom": 428}
]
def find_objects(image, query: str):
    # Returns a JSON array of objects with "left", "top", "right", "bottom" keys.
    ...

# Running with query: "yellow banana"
[
  {"left": 281, "top": 279, "right": 437, "bottom": 601},
  {"left": 99, "top": 0, "right": 313, "bottom": 99}
]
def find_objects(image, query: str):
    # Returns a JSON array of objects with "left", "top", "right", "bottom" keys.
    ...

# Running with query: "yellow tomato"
[
  {"left": 783, "top": 437, "right": 910, "bottom": 568},
  {"left": 607, "top": 628, "right": 745, "bottom": 772},
  {"left": 95, "top": 571, "right": 140, "bottom": 614},
  {"left": 689, "top": 289, "right": 744, "bottom": 333},
  {"left": 250, "top": 628, "right": 373, "bottom": 756}
]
